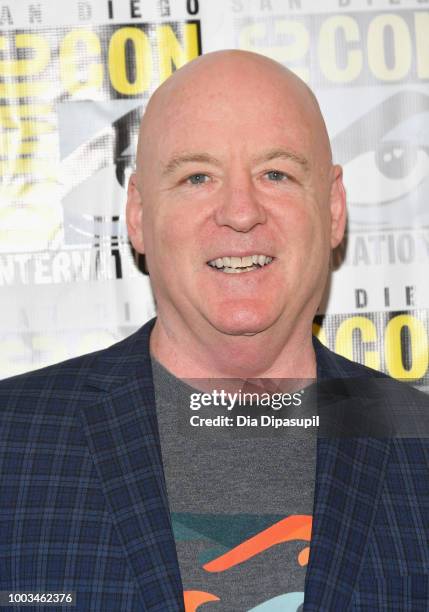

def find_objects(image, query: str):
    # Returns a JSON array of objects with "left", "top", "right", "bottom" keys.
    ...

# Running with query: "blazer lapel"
[
  {"left": 76, "top": 319, "right": 184, "bottom": 611},
  {"left": 304, "top": 340, "right": 392, "bottom": 610}
]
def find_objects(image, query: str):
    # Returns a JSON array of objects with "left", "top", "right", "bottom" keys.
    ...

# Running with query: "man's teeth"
[{"left": 207, "top": 254, "right": 274, "bottom": 273}]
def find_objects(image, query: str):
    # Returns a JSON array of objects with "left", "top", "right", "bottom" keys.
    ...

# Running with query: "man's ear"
[
  {"left": 329, "top": 164, "right": 347, "bottom": 248},
  {"left": 126, "top": 172, "right": 145, "bottom": 254}
]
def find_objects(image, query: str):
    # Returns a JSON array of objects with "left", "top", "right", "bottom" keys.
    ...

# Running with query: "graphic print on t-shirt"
[{"left": 173, "top": 512, "right": 312, "bottom": 611}]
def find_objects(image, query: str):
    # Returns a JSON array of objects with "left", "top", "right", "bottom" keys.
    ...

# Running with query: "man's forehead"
[{"left": 144, "top": 86, "right": 312, "bottom": 151}]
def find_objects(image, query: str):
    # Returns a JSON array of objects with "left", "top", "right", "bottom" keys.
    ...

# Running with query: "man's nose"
[{"left": 214, "top": 175, "right": 267, "bottom": 231}]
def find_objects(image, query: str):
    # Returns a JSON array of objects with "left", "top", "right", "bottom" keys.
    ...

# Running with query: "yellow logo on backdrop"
[
  {"left": 238, "top": 11, "right": 429, "bottom": 85},
  {"left": 0, "top": 22, "right": 201, "bottom": 250},
  {"left": 314, "top": 312, "right": 429, "bottom": 381},
  {"left": 60, "top": 23, "right": 200, "bottom": 96}
]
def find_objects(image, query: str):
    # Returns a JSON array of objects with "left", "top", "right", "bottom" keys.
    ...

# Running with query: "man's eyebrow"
[
  {"left": 253, "top": 148, "right": 310, "bottom": 171},
  {"left": 161, "top": 148, "right": 310, "bottom": 177},
  {"left": 161, "top": 153, "right": 222, "bottom": 177}
]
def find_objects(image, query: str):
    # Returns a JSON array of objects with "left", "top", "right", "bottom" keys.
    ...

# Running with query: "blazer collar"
[{"left": 78, "top": 319, "right": 391, "bottom": 611}]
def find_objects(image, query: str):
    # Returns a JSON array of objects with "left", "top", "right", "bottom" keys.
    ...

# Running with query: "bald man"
[{"left": 1, "top": 51, "right": 429, "bottom": 612}]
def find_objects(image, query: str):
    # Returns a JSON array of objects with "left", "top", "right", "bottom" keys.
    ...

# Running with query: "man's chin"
[{"left": 207, "top": 310, "right": 276, "bottom": 337}]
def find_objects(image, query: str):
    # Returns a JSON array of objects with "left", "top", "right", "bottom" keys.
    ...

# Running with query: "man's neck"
[{"left": 149, "top": 316, "right": 317, "bottom": 379}]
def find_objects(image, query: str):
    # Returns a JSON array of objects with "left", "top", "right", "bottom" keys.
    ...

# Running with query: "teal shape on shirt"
[
  {"left": 248, "top": 591, "right": 304, "bottom": 611},
  {"left": 171, "top": 512, "right": 285, "bottom": 550}
]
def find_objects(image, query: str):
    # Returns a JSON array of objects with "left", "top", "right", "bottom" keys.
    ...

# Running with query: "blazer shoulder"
[
  {"left": 0, "top": 321, "right": 154, "bottom": 421},
  {"left": 313, "top": 336, "right": 428, "bottom": 409},
  {"left": 313, "top": 335, "right": 387, "bottom": 379}
]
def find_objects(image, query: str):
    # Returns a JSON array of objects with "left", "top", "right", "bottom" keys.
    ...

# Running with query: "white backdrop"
[{"left": 1, "top": 0, "right": 428, "bottom": 387}]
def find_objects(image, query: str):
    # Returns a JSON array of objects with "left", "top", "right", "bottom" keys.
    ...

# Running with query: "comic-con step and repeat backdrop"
[{"left": 1, "top": 0, "right": 428, "bottom": 388}]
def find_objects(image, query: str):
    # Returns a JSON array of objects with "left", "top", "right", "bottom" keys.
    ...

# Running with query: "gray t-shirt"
[{"left": 151, "top": 356, "right": 317, "bottom": 612}]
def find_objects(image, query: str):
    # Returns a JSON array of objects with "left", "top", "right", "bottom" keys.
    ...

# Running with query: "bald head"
[{"left": 136, "top": 50, "right": 332, "bottom": 180}]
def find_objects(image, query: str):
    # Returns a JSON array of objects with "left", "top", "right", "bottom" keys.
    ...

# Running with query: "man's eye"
[
  {"left": 187, "top": 173, "right": 209, "bottom": 185},
  {"left": 266, "top": 170, "right": 288, "bottom": 181}
]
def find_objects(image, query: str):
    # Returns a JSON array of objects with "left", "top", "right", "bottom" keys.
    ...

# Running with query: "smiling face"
[{"left": 127, "top": 51, "right": 346, "bottom": 347}]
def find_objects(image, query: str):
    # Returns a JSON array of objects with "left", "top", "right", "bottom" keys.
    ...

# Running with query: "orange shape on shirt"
[
  {"left": 298, "top": 545, "right": 310, "bottom": 566},
  {"left": 203, "top": 514, "right": 312, "bottom": 572},
  {"left": 184, "top": 590, "right": 220, "bottom": 611}
]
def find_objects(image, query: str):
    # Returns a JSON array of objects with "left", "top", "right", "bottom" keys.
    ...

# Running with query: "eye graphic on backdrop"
[
  {"left": 113, "top": 107, "right": 142, "bottom": 189},
  {"left": 332, "top": 91, "right": 429, "bottom": 230},
  {"left": 343, "top": 141, "right": 429, "bottom": 207},
  {"left": 58, "top": 102, "right": 142, "bottom": 247}
]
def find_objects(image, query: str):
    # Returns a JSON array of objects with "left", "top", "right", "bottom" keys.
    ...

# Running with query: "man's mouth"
[{"left": 206, "top": 254, "right": 274, "bottom": 274}]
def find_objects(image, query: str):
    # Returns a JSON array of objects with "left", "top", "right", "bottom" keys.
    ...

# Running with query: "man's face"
[{"left": 128, "top": 57, "right": 345, "bottom": 341}]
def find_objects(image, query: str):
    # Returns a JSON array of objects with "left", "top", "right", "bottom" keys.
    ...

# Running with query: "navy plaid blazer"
[{"left": 1, "top": 317, "right": 428, "bottom": 611}]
